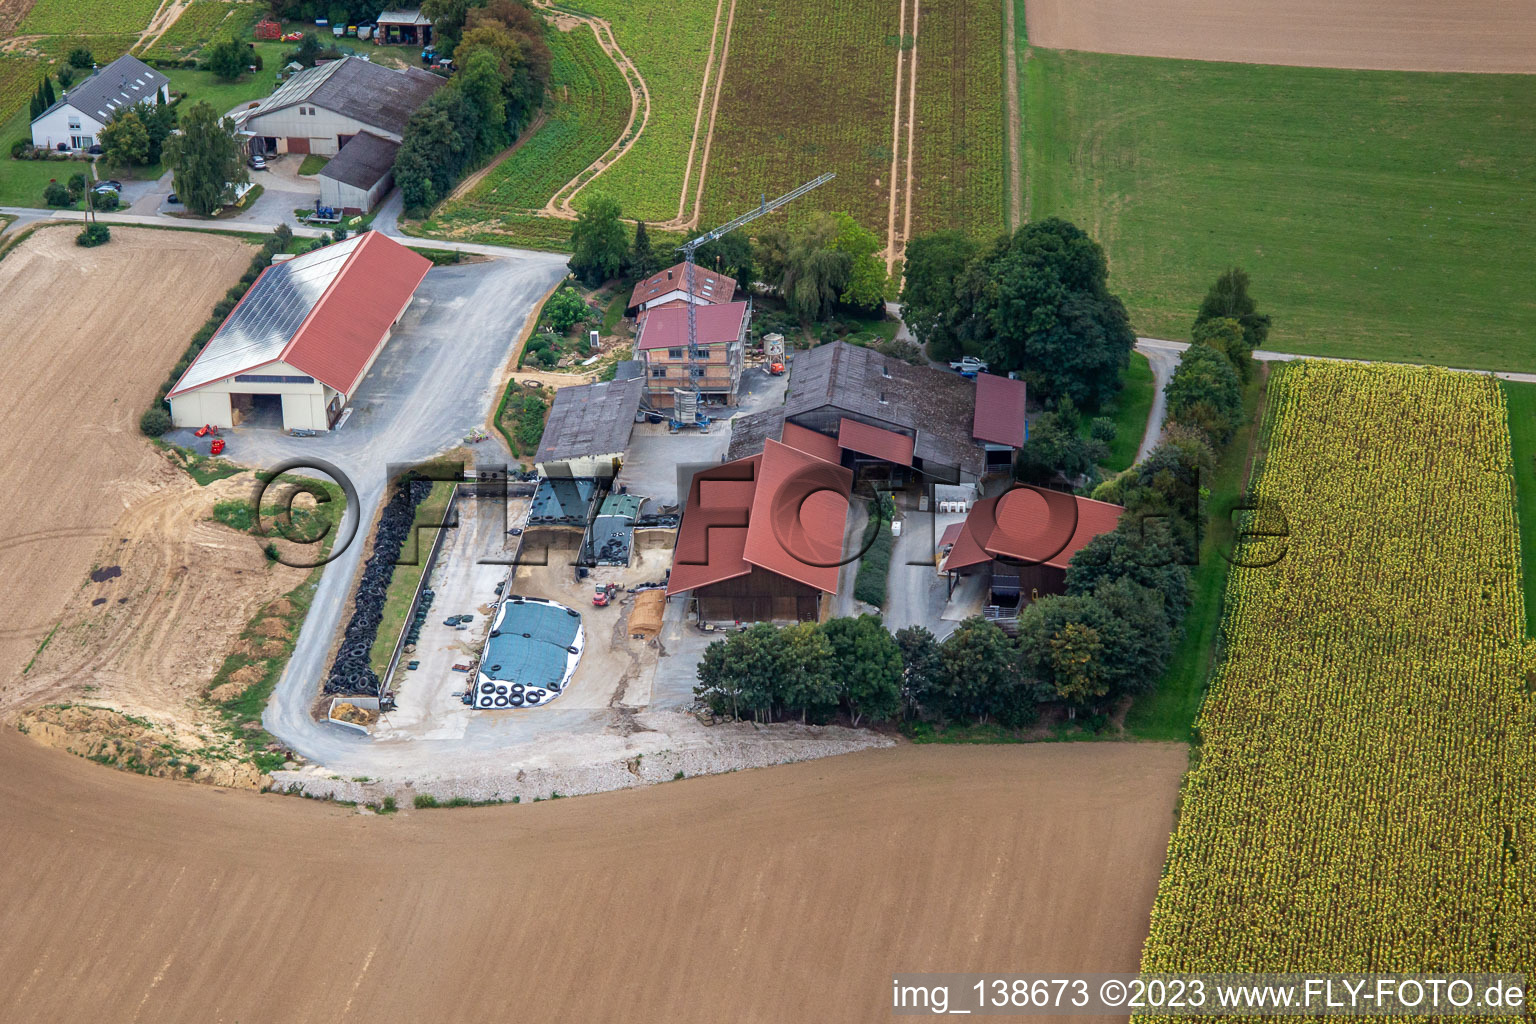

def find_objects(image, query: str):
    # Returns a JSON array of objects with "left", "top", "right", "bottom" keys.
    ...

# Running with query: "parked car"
[
  {"left": 331, "top": 23, "right": 344, "bottom": 36},
  {"left": 949, "top": 356, "right": 989, "bottom": 376},
  {"left": 248, "top": 153, "right": 267, "bottom": 170},
  {"left": 92, "top": 180, "right": 121, "bottom": 193},
  {"left": 167, "top": 192, "right": 180, "bottom": 204}
]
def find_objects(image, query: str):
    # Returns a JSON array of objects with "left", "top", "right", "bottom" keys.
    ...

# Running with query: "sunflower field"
[{"left": 1138, "top": 361, "right": 1536, "bottom": 1003}]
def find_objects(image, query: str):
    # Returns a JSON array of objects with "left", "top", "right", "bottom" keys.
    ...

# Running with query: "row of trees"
[
  {"left": 395, "top": 0, "right": 551, "bottom": 212},
  {"left": 900, "top": 219, "right": 1137, "bottom": 411},
  {"left": 695, "top": 599, "right": 1167, "bottom": 730}
]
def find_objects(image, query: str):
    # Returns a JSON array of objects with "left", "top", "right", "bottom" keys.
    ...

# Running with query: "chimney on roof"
[{"left": 667, "top": 270, "right": 672, "bottom": 280}]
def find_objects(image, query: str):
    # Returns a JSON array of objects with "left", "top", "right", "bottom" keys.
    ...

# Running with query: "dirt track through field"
[
  {"left": 0, "top": 227, "right": 253, "bottom": 700},
  {"left": 1025, "top": 0, "right": 1536, "bottom": 73},
  {"left": 0, "top": 735, "right": 1184, "bottom": 1022}
]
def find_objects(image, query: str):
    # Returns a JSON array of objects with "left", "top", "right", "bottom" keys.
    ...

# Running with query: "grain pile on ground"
[
  {"left": 0, "top": 734, "right": 1183, "bottom": 1022},
  {"left": 331, "top": 702, "right": 378, "bottom": 726},
  {"left": 1024, "top": 0, "right": 1536, "bottom": 73},
  {"left": 0, "top": 226, "right": 253, "bottom": 696}
]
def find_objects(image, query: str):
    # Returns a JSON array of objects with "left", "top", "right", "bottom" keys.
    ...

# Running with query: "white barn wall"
[
  {"left": 246, "top": 107, "right": 402, "bottom": 156},
  {"left": 169, "top": 360, "right": 328, "bottom": 430}
]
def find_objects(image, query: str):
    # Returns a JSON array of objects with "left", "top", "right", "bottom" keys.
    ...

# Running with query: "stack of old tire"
[
  {"left": 325, "top": 476, "right": 435, "bottom": 695},
  {"left": 405, "top": 589, "right": 434, "bottom": 649}
]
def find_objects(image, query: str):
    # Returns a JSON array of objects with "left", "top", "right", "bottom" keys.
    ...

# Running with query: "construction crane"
[{"left": 672, "top": 172, "right": 835, "bottom": 426}]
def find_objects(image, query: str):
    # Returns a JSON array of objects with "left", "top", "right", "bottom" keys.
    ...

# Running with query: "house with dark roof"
[
  {"left": 30, "top": 55, "right": 169, "bottom": 153},
  {"left": 317, "top": 131, "right": 400, "bottom": 214},
  {"left": 667, "top": 438, "right": 853, "bottom": 623},
  {"left": 243, "top": 55, "right": 442, "bottom": 157},
  {"left": 940, "top": 487, "right": 1123, "bottom": 610},
  {"left": 626, "top": 261, "right": 736, "bottom": 315},
  {"left": 533, "top": 378, "right": 645, "bottom": 479},
  {"left": 166, "top": 232, "right": 431, "bottom": 432},
  {"left": 727, "top": 341, "right": 1028, "bottom": 484},
  {"left": 634, "top": 300, "right": 749, "bottom": 410}
]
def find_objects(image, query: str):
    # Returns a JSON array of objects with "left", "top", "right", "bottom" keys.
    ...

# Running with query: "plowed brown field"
[
  {"left": 0, "top": 226, "right": 252, "bottom": 698},
  {"left": 1025, "top": 0, "right": 1536, "bottom": 73},
  {"left": 0, "top": 737, "right": 1184, "bottom": 1022}
]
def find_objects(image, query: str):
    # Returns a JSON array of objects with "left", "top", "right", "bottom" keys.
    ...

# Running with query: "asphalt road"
[{"left": 177, "top": 254, "right": 568, "bottom": 769}]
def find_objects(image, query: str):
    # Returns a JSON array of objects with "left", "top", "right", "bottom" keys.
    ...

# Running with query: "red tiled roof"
[
  {"left": 938, "top": 522, "right": 964, "bottom": 550},
  {"left": 943, "top": 488, "right": 1123, "bottom": 573},
  {"left": 779, "top": 421, "right": 842, "bottom": 465},
  {"left": 288, "top": 232, "right": 431, "bottom": 394},
  {"left": 668, "top": 441, "right": 852, "bottom": 597},
  {"left": 668, "top": 457, "right": 759, "bottom": 594},
  {"left": 627, "top": 261, "right": 736, "bottom": 311},
  {"left": 742, "top": 440, "right": 852, "bottom": 593},
  {"left": 635, "top": 301, "right": 748, "bottom": 352},
  {"left": 837, "top": 417, "right": 915, "bottom": 466},
  {"left": 973, "top": 373, "right": 1028, "bottom": 448},
  {"left": 169, "top": 232, "right": 431, "bottom": 399}
]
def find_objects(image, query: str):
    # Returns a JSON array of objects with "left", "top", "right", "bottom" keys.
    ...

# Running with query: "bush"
[
  {"left": 92, "top": 190, "right": 119, "bottom": 211},
  {"left": 10, "top": 138, "right": 28, "bottom": 159},
  {"left": 76, "top": 223, "right": 110, "bottom": 247},
  {"left": 43, "top": 180, "right": 70, "bottom": 207},
  {"left": 139, "top": 406, "right": 172, "bottom": 436},
  {"left": 68, "top": 48, "right": 94, "bottom": 68}
]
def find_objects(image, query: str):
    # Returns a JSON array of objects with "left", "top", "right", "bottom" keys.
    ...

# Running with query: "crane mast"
[{"left": 674, "top": 172, "right": 835, "bottom": 424}]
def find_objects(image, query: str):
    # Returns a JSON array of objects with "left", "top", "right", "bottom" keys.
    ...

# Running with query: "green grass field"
[
  {"left": 1126, "top": 368, "right": 1266, "bottom": 741},
  {"left": 1025, "top": 48, "right": 1536, "bottom": 371},
  {"left": 162, "top": 42, "right": 287, "bottom": 116},
  {"left": 1091, "top": 350, "right": 1154, "bottom": 474},
  {"left": 1505, "top": 381, "right": 1536, "bottom": 638}
]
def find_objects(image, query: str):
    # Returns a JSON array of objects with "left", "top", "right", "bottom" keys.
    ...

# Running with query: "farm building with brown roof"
[
  {"left": 728, "top": 341, "right": 1028, "bottom": 483},
  {"left": 667, "top": 439, "right": 853, "bottom": 623}
]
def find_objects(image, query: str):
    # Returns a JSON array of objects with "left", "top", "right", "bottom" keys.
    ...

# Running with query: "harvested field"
[
  {"left": 13, "top": 472, "right": 309, "bottom": 729},
  {"left": 0, "top": 736, "right": 1184, "bottom": 1022},
  {"left": 0, "top": 226, "right": 254, "bottom": 702},
  {"left": 703, "top": 0, "right": 898, "bottom": 234},
  {"left": 908, "top": 0, "right": 1006, "bottom": 239},
  {"left": 1024, "top": 0, "right": 1536, "bottom": 74}
]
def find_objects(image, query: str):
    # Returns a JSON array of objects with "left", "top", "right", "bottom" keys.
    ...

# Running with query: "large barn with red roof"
[
  {"left": 167, "top": 232, "right": 431, "bottom": 432},
  {"left": 668, "top": 437, "right": 854, "bottom": 623}
]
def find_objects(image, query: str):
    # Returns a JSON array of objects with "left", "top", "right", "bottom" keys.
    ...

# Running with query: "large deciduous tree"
[
  {"left": 937, "top": 616, "right": 1032, "bottom": 726},
  {"left": 899, "top": 229, "right": 977, "bottom": 359},
  {"left": 163, "top": 101, "right": 247, "bottom": 216},
  {"left": 953, "top": 218, "right": 1134, "bottom": 410},
  {"left": 1194, "top": 267, "right": 1270, "bottom": 353},
  {"left": 823, "top": 614, "right": 902, "bottom": 725},
  {"left": 1165, "top": 342, "right": 1243, "bottom": 447},
  {"left": 99, "top": 108, "right": 150, "bottom": 169},
  {"left": 569, "top": 196, "right": 628, "bottom": 286}
]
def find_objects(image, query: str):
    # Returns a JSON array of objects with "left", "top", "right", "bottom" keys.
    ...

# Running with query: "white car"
[{"left": 949, "top": 356, "right": 989, "bottom": 375}]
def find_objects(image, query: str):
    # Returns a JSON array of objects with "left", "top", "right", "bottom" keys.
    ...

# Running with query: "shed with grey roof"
[
  {"left": 533, "top": 378, "right": 645, "bottom": 479},
  {"left": 244, "top": 56, "right": 442, "bottom": 157},
  {"left": 30, "top": 55, "right": 169, "bottom": 153},
  {"left": 317, "top": 131, "right": 399, "bottom": 213}
]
